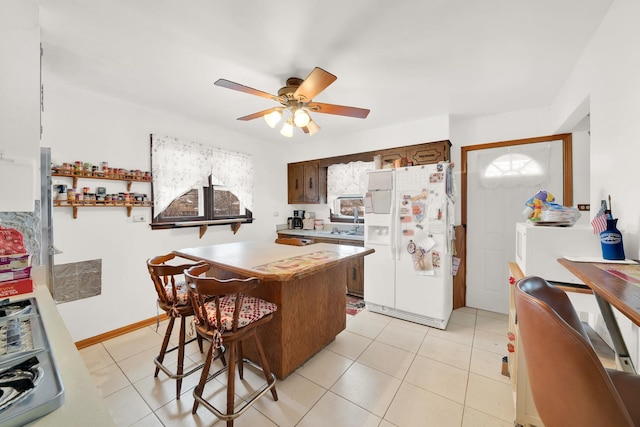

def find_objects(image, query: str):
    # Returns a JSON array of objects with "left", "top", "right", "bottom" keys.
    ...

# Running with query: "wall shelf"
[
  {"left": 53, "top": 201, "right": 153, "bottom": 219},
  {"left": 52, "top": 170, "right": 152, "bottom": 219},
  {"left": 52, "top": 171, "right": 151, "bottom": 192}
]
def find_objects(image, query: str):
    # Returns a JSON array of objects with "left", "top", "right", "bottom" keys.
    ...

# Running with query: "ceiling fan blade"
[
  {"left": 237, "top": 107, "right": 281, "bottom": 121},
  {"left": 307, "top": 102, "right": 370, "bottom": 119},
  {"left": 293, "top": 67, "right": 337, "bottom": 101},
  {"left": 214, "top": 79, "right": 276, "bottom": 100}
]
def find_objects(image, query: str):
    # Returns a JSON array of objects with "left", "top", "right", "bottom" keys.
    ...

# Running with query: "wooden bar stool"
[
  {"left": 185, "top": 263, "right": 278, "bottom": 427},
  {"left": 515, "top": 276, "right": 640, "bottom": 426},
  {"left": 146, "top": 254, "right": 205, "bottom": 399}
]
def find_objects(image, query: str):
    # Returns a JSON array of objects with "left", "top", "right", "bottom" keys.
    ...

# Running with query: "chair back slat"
[{"left": 147, "top": 254, "right": 196, "bottom": 308}]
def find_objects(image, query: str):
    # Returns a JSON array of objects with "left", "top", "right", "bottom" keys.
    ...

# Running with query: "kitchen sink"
[
  {"left": 313, "top": 230, "right": 363, "bottom": 236},
  {"left": 333, "top": 230, "right": 363, "bottom": 236}
]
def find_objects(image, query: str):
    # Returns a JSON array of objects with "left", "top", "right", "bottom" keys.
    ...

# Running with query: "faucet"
[{"left": 353, "top": 208, "right": 359, "bottom": 232}]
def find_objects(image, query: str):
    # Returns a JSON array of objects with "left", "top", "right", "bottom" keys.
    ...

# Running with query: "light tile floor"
[{"left": 80, "top": 307, "right": 515, "bottom": 427}]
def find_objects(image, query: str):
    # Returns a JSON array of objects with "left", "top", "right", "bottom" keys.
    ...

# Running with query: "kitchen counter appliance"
[{"left": 292, "top": 210, "right": 305, "bottom": 229}]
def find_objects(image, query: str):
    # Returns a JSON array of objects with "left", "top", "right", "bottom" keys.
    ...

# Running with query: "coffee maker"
[{"left": 292, "top": 210, "right": 305, "bottom": 229}]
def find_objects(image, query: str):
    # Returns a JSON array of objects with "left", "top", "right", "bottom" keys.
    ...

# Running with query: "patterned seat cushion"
[
  {"left": 163, "top": 280, "right": 189, "bottom": 305},
  {"left": 202, "top": 293, "right": 277, "bottom": 331}
]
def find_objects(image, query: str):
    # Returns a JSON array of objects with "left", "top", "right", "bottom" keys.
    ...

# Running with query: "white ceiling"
[{"left": 39, "top": 0, "right": 612, "bottom": 144}]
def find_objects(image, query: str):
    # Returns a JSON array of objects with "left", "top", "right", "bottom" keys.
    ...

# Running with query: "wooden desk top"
[
  {"left": 558, "top": 258, "right": 640, "bottom": 326},
  {"left": 174, "top": 241, "right": 374, "bottom": 282}
]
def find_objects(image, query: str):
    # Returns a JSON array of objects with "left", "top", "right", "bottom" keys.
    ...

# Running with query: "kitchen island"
[{"left": 173, "top": 241, "right": 374, "bottom": 379}]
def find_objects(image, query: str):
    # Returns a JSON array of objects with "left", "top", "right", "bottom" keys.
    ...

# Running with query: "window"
[
  {"left": 477, "top": 145, "right": 550, "bottom": 190},
  {"left": 150, "top": 135, "right": 253, "bottom": 229},
  {"left": 332, "top": 196, "right": 364, "bottom": 223},
  {"left": 155, "top": 179, "right": 252, "bottom": 225},
  {"left": 483, "top": 153, "right": 544, "bottom": 178},
  {"left": 326, "top": 161, "right": 372, "bottom": 223}
]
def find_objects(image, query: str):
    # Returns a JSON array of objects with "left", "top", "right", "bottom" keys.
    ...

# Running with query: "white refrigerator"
[{"left": 364, "top": 163, "right": 455, "bottom": 329}]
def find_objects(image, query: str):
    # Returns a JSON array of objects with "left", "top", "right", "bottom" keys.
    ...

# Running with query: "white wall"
[
  {"left": 548, "top": 0, "right": 640, "bottom": 368},
  {"left": 42, "top": 79, "right": 289, "bottom": 340},
  {"left": 554, "top": 0, "right": 640, "bottom": 258}
]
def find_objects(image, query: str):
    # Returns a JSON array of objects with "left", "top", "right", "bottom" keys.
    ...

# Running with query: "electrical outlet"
[
  {"left": 133, "top": 215, "right": 147, "bottom": 223},
  {"left": 577, "top": 204, "right": 590, "bottom": 211},
  {"left": 273, "top": 212, "right": 279, "bottom": 217}
]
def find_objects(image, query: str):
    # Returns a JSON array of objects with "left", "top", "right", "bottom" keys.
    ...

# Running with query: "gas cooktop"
[{"left": 0, "top": 298, "right": 64, "bottom": 427}]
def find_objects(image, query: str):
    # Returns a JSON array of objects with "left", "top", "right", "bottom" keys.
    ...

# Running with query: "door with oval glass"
[{"left": 464, "top": 136, "right": 568, "bottom": 314}]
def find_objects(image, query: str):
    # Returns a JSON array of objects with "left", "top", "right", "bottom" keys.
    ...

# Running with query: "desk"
[
  {"left": 558, "top": 258, "right": 640, "bottom": 373},
  {"left": 174, "top": 242, "right": 374, "bottom": 379}
]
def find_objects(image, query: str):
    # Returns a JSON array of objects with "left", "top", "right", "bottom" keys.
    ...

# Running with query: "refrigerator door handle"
[
  {"left": 390, "top": 179, "right": 399, "bottom": 260},
  {"left": 389, "top": 183, "right": 396, "bottom": 260}
]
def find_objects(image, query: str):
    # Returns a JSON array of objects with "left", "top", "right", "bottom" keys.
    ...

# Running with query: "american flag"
[{"left": 591, "top": 201, "right": 608, "bottom": 234}]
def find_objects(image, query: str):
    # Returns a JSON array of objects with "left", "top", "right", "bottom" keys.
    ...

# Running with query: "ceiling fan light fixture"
[
  {"left": 215, "top": 67, "right": 369, "bottom": 137},
  {"left": 306, "top": 119, "right": 321, "bottom": 136},
  {"left": 264, "top": 109, "right": 282, "bottom": 128},
  {"left": 280, "top": 119, "right": 294, "bottom": 137},
  {"left": 293, "top": 108, "right": 311, "bottom": 127}
]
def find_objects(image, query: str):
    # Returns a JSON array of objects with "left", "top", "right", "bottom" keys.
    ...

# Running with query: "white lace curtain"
[
  {"left": 327, "top": 161, "right": 374, "bottom": 207},
  {"left": 151, "top": 135, "right": 254, "bottom": 215}
]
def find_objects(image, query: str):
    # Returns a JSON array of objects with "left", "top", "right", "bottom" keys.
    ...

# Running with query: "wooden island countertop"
[
  {"left": 174, "top": 241, "right": 373, "bottom": 282},
  {"left": 173, "top": 241, "right": 374, "bottom": 379}
]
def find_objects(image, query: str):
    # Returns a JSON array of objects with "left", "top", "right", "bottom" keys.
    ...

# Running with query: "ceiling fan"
[{"left": 214, "top": 67, "right": 370, "bottom": 137}]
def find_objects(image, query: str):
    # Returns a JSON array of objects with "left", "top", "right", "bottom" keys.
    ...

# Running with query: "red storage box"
[{"left": 0, "top": 278, "right": 33, "bottom": 298}]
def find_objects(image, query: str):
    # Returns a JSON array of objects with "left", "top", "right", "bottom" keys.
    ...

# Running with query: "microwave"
[{"left": 515, "top": 222, "right": 601, "bottom": 285}]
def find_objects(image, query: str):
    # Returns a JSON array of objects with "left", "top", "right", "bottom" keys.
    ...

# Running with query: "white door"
[{"left": 466, "top": 141, "right": 564, "bottom": 313}]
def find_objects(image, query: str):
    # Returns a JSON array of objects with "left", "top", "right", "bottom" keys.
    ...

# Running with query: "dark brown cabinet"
[
  {"left": 407, "top": 141, "right": 450, "bottom": 165},
  {"left": 288, "top": 161, "right": 324, "bottom": 204},
  {"left": 373, "top": 140, "right": 450, "bottom": 167},
  {"left": 374, "top": 148, "right": 407, "bottom": 168},
  {"left": 345, "top": 256, "right": 365, "bottom": 298}
]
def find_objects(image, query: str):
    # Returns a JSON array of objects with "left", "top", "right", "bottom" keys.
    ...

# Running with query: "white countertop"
[{"left": 12, "top": 271, "right": 115, "bottom": 426}]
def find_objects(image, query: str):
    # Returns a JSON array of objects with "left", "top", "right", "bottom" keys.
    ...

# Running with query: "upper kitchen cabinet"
[
  {"left": 374, "top": 148, "right": 407, "bottom": 168},
  {"left": 288, "top": 161, "right": 326, "bottom": 204},
  {"left": 406, "top": 140, "right": 450, "bottom": 165},
  {"left": 373, "top": 140, "right": 451, "bottom": 167}
]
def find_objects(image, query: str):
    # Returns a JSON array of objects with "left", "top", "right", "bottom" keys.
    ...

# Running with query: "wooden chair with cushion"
[
  {"left": 515, "top": 276, "right": 640, "bottom": 426},
  {"left": 146, "top": 253, "right": 205, "bottom": 399},
  {"left": 185, "top": 263, "right": 278, "bottom": 427}
]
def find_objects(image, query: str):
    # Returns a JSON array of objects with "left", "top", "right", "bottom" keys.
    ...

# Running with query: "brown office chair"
[
  {"left": 146, "top": 253, "right": 205, "bottom": 399},
  {"left": 515, "top": 276, "right": 640, "bottom": 427},
  {"left": 185, "top": 263, "right": 278, "bottom": 427}
]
